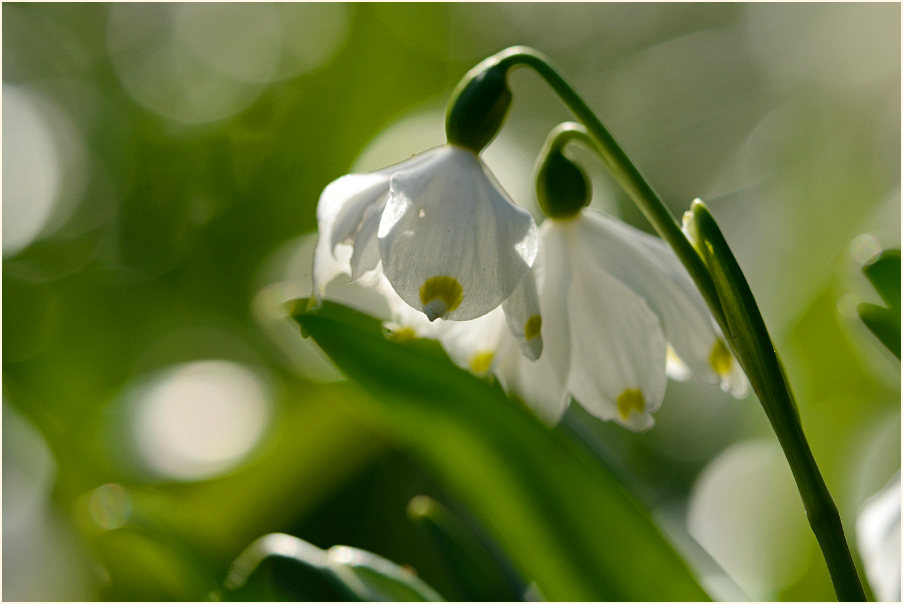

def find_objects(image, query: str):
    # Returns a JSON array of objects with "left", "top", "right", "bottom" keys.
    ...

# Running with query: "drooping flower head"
[
  {"left": 419, "top": 128, "right": 747, "bottom": 431},
  {"left": 377, "top": 145, "right": 537, "bottom": 321},
  {"left": 532, "top": 209, "right": 747, "bottom": 429},
  {"left": 313, "top": 57, "right": 546, "bottom": 357},
  {"left": 312, "top": 143, "right": 541, "bottom": 354},
  {"left": 519, "top": 133, "right": 747, "bottom": 429}
]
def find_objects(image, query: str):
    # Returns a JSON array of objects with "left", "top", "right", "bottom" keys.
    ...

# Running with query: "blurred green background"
[{"left": 3, "top": 3, "right": 900, "bottom": 601}]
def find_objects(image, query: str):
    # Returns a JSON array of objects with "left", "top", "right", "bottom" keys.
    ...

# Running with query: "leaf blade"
[{"left": 292, "top": 300, "right": 710, "bottom": 601}]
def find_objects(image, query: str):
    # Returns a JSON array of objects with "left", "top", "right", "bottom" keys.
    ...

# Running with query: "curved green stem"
[
  {"left": 480, "top": 46, "right": 866, "bottom": 601},
  {"left": 540, "top": 121, "right": 593, "bottom": 154},
  {"left": 492, "top": 47, "right": 728, "bottom": 335}
]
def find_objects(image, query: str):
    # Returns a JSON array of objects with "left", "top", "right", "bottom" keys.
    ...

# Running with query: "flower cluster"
[{"left": 312, "top": 141, "right": 746, "bottom": 431}]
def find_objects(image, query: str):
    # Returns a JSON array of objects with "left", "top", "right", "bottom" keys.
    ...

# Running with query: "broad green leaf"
[
  {"left": 858, "top": 249, "right": 900, "bottom": 359},
  {"left": 291, "top": 300, "right": 710, "bottom": 601},
  {"left": 223, "top": 533, "right": 444, "bottom": 601},
  {"left": 407, "top": 495, "right": 525, "bottom": 601}
]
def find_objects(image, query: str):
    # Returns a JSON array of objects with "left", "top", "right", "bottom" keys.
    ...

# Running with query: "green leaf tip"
[
  {"left": 857, "top": 247, "right": 901, "bottom": 358},
  {"left": 862, "top": 248, "right": 901, "bottom": 309}
]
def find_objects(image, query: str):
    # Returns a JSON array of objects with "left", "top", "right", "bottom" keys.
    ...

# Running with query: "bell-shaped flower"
[
  {"left": 520, "top": 209, "right": 747, "bottom": 430},
  {"left": 424, "top": 206, "right": 747, "bottom": 431},
  {"left": 312, "top": 144, "right": 538, "bottom": 326}
]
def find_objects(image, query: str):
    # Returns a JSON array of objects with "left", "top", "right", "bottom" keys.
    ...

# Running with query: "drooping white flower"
[
  {"left": 526, "top": 208, "right": 747, "bottom": 429},
  {"left": 856, "top": 473, "right": 901, "bottom": 602},
  {"left": 425, "top": 207, "right": 747, "bottom": 430},
  {"left": 313, "top": 145, "right": 538, "bottom": 325},
  {"left": 313, "top": 144, "right": 541, "bottom": 356}
]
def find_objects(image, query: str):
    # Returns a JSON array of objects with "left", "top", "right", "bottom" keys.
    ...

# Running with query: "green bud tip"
[
  {"left": 536, "top": 148, "right": 591, "bottom": 219},
  {"left": 446, "top": 62, "right": 512, "bottom": 153}
]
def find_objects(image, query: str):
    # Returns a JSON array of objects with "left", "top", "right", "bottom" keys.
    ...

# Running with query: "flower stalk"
[{"left": 455, "top": 45, "right": 866, "bottom": 601}]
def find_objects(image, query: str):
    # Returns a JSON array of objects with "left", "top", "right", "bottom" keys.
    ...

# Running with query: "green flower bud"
[
  {"left": 536, "top": 149, "right": 591, "bottom": 219},
  {"left": 446, "top": 63, "right": 512, "bottom": 153}
]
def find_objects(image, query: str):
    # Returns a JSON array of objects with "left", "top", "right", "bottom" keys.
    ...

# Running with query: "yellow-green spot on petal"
[
  {"left": 616, "top": 389, "right": 645, "bottom": 421},
  {"left": 524, "top": 315, "right": 542, "bottom": 341},
  {"left": 469, "top": 351, "right": 495, "bottom": 375},
  {"left": 386, "top": 326, "right": 418, "bottom": 343},
  {"left": 420, "top": 276, "right": 463, "bottom": 321},
  {"left": 709, "top": 338, "right": 733, "bottom": 376}
]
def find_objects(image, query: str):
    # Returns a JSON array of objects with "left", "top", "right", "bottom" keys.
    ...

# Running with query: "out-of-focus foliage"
[
  {"left": 3, "top": 3, "right": 899, "bottom": 601},
  {"left": 223, "top": 533, "right": 444, "bottom": 602},
  {"left": 291, "top": 300, "right": 710, "bottom": 601},
  {"left": 406, "top": 494, "right": 526, "bottom": 602}
]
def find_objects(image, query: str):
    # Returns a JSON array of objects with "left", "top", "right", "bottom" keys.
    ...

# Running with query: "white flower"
[
  {"left": 379, "top": 266, "right": 544, "bottom": 365},
  {"left": 313, "top": 144, "right": 538, "bottom": 325},
  {"left": 424, "top": 207, "right": 747, "bottom": 430},
  {"left": 856, "top": 473, "right": 901, "bottom": 602},
  {"left": 532, "top": 208, "right": 748, "bottom": 429}
]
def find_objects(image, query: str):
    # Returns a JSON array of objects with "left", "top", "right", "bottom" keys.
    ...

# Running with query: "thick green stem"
[{"left": 481, "top": 45, "right": 866, "bottom": 601}]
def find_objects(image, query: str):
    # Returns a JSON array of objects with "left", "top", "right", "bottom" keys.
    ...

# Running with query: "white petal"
[
  {"left": 326, "top": 174, "right": 389, "bottom": 252},
  {"left": 375, "top": 271, "right": 435, "bottom": 328},
  {"left": 665, "top": 345, "right": 693, "bottom": 381},
  {"left": 312, "top": 236, "right": 351, "bottom": 302},
  {"left": 575, "top": 210, "right": 722, "bottom": 386},
  {"left": 438, "top": 308, "right": 506, "bottom": 374},
  {"left": 501, "top": 269, "right": 543, "bottom": 360},
  {"left": 721, "top": 356, "right": 749, "bottom": 398},
  {"left": 378, "top": 145, "right": 537, "bottom": 321},
  {"left": 495, "top": 335, "right": 570, "bottom": 425},
  {"left": 565, "top": 222, "right": 668, "bottom": 431},
  {"left": 349, "top": 200, "right": 384, "bottom": 280},
  {"left": 312, "top": 173, "right": 387, "bottom": 301},
  {"left": 533, "top": 222, "right": 573, "bottom": 389},
  {"left": 319, "top": 152, "right": 438, "bottom": 260}
]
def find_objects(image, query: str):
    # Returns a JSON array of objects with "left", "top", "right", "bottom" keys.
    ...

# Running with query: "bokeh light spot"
[
  {"left": 688, "top": 440, "right": 812, "bottom": 599},
  {"left": 107, "top": 4, "right": 263, "bottom": 124},
  {"left": 107, "top": 3, "right": 349, "bottom": 125},
  {"left": 850, "top": 233, "right": 882, "bottom": 266},
  {"left": 277, "top": 4, "right": 350, "bottom": 78},
  {"left": 3, "top": 85, "right": 63, "bottom": 256},
  {"left": 132, "top": 360, "right": 271, "bottom": 481},
  {"left": 89, "top": 483, "right": 131, "bottom": 531},
  {"left": 174, "top": 4, "right": 282, "bottom": 84}
]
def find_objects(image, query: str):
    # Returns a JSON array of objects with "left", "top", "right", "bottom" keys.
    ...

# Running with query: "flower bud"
[
  {"left": 446, "top": 64, "right": 512, "bottom": 153},
  {"left": 536, "top": 149, "right": 591, "bottom": 219}
]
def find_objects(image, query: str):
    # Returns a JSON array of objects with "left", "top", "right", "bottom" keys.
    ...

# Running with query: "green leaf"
[
  {"left": 407, "top": 495, "right": 525, "bottom": 601},
  {"left": 687, "top": 201, "right": 868, "bottom": 601},
  {"left": 858, "top": 249, "right": 901, "bottom": 359},
  {"left": 291, "top": 300, "right": 710, "bottom": 602},
  {"left": 223, "top": 533, "right": 444, "bottom": 601},
  {"left": 862, "top": 249, "right": 901, "bottom": 309},
  {"left": 857, "top": 303, "right": 900, "bottom": 359}
]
